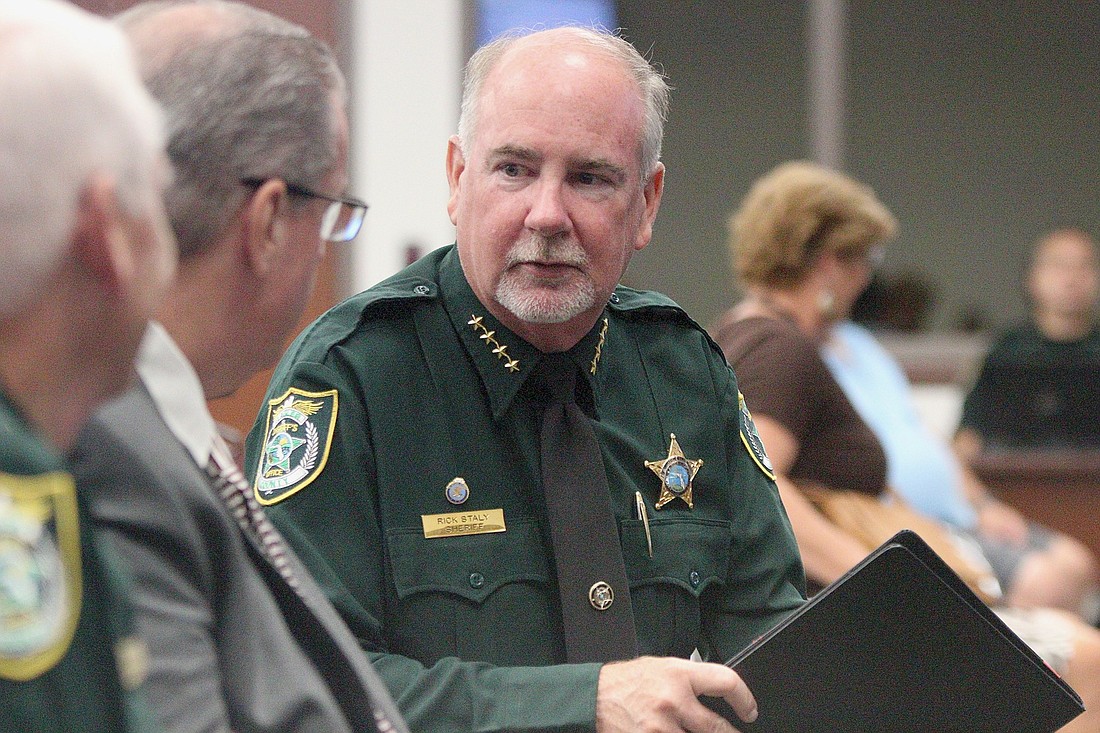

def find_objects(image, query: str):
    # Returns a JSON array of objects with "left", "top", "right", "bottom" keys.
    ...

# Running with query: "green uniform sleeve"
[{"left": 701, "top": 351, "right": 805, "bottom": 661}]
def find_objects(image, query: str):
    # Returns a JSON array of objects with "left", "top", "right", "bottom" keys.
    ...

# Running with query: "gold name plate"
[{"left": 421, "top": 508, "right": 506, "bottom": 539}]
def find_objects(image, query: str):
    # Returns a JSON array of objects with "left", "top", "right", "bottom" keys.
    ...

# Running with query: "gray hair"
[
  {"left": 0, "top": 0, "right": 166, "bottom": 316},
  {"left": 457, "top": 26, "right": 670, "bottom": 181},
  {"left": 117, "top": 1, "right": 346, "bottom": 258}
]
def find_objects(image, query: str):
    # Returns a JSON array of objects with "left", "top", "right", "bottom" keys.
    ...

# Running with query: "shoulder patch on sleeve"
[
  {"left": 0, "top": 471, "right": 81, "bottom": 681},
  {"left": 738, "top": 391, "right": 776, "bottom": 481},
  {"left": 253, "top": 388, "right": 338, "bottom": 506}
]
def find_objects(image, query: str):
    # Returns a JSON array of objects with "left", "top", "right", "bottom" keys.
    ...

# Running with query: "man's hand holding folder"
[{"left": 598, "top": 656, "right": 758, "bottom": 732}]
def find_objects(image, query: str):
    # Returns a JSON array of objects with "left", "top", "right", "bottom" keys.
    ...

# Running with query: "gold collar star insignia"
[
  {"left": 645, "top": 433, "right": 703, "bottom": 509},
  {"left": 468, "top": 313, "right": 520, "bottom": 373}
]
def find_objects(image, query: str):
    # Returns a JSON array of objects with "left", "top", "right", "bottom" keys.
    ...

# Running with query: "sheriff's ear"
[
  {"left": 635, "top": 162, "right": 665, "bottom": 252},
  {"left": 241, "top": 179, "right": 288, "bottom": 275},
  {"left": 445, "top": 135, "right": 466, "bottom": 226}
]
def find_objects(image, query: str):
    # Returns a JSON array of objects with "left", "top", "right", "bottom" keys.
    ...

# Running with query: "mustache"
[{"left": 504, "top": 234, "right": 588, "bottom": 269}]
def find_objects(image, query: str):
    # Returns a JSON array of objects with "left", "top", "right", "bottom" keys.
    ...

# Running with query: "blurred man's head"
[
  {"left": 1027, "top": 228, "right": 1099, "bottom": 338},
  {"left": 0, "top": 0, "right": 176, "bottom": 447},
  {"left": 0, "top": 0, "right": 174, "bottom": 311}
]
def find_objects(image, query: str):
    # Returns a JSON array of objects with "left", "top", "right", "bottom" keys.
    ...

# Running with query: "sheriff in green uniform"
[
  {"left": 247, "top": 27, "right": 805, "bottom": 733},
  {"left": 0, "top": 393, "right": 158, "bottom": 733}
]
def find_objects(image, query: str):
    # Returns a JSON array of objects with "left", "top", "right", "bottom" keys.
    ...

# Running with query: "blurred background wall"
[
  {"left": 616, "top": 0, "right": 1098, "bottom": 332},
  {"left": 75, "top": 0, "right": 1099, "bottom": 332}
]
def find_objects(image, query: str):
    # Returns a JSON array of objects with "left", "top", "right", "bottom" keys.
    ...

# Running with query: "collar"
[
  {"left": 438, "top": 248, "right": 611, "bottom": 421},
  {"left": 135, "top": 322, "right": 220, "bottom": 469}
]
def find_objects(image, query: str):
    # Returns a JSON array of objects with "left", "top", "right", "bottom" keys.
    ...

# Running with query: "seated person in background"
[
  {"left": 0, "top": 1, "right": 175, "bottom": 729},
  {"left": 957, "top": 228, "right": 1100, "bottom": 452},
  {"left": 823, "top": 319, "right": 1098, "bottom": 617},
  {"left": 712, "top": 160, "right": 1100, "bottom": 733}
]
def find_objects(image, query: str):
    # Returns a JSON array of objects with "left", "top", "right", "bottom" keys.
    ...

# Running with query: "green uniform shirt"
[
  {"left": 0, "top": 390, "right": 159, "bottom": 733},
  {"left": 245, "top": 245, "right": 805, "bottom": 732}
]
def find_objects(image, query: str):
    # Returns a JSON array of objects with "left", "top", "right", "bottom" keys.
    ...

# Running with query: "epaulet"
[
  {"left": 349, "top": 274, "right": 439, "bottom": 313},
  {"left": 348, "top": 245, "right": 445, "bottom": 313},
  {"left": 278, "top": 248, "right": 446, "bottom": 364},
  {"left": 606, "top": 285, "right": 682, "bottom": 313},
  {"left": 607, "top": 285, "right": 725, "bottom": 355}
]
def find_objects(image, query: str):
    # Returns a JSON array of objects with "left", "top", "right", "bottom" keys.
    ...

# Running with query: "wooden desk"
[{"left": 969, "top": 451, "right": 1100, "bottom": 559}]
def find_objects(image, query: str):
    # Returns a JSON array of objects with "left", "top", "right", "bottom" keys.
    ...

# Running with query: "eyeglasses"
[{"left": 241, "top": 178, "right": 367, "bottom": 243}]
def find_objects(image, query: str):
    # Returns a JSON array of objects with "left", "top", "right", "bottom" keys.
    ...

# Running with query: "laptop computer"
[{"left": 963, "top": 359, "right": 1100, "bottom": 450}]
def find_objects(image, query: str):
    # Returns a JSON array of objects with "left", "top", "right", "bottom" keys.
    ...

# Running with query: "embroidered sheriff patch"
[
  {"left": 738, "top": 391, "right": 776, "bottom": 481},
  {"left": 0, "top": 471, "right": 82, "bottom": 682},
  {"left": 254, "top": 388, "right": 337, "bottom": 506}
]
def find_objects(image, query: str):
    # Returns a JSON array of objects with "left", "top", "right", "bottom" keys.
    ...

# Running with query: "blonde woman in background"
[{"left": 712, "top": 160, "right": 1100, "bottom": 732}]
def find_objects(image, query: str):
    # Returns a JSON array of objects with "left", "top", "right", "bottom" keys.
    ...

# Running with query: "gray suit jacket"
[{"left": 71, "top": 383, "right": 408, "bottom": 733}]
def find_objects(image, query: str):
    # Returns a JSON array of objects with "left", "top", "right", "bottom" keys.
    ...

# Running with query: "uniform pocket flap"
[
  {"left": 621, "top": 517, "right": 732, "bottom": 597},
  {"left": 387, "top": 518, "right": 551, "bottom": 604}
]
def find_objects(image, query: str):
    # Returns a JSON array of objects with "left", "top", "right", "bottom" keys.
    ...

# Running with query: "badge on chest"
[
  {"left": 421, "top": 476, "right": 506, "bottom": 538},
  {"left": 645, "top": 433, "right": 703, "bottom": 509}
]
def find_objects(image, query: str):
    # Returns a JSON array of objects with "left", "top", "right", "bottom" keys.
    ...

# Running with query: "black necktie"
[{"left": 536, "top": 353, "right": 637, "bottom": 663}]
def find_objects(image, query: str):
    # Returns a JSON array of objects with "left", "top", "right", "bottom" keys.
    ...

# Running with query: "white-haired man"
[{"left": 0, "top": 1, "right": 176, "bottom": 730}]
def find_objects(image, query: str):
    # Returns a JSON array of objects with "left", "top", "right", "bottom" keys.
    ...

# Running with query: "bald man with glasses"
[{"left": 68, "top": 2, "right": 405, "bottom": 732}]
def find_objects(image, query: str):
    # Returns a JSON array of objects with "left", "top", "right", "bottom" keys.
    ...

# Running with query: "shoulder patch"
[
  {"left": 0, "top": 471, "right": 81, "bottom": 681},
  {"left": 254, "top": 388, "right": 338, "bottom": 506},
  {"left": 738, "top": 392, "right": 776, "bottom": 481}
]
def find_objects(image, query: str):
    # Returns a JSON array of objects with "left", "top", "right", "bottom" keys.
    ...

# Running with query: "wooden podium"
[{"left": 969, "top": 450, "right": 1100, "bottom": 559}]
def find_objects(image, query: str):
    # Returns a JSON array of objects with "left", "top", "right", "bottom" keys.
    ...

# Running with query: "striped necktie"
[
  {"left": 205, "top": 437, "right": 299, "bottom": 589},
  {"left": 204, "top": 439, "right": 401, "bottom": 732}
]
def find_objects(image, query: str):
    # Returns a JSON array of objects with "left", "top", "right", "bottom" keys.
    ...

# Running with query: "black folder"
[{"left": 715, "top": 530, "right": 1084, "bottom": 732}]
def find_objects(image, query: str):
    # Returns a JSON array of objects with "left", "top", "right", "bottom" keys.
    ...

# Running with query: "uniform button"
[
  {"left": 689, "top": 570, "right": 701, "bottom": 588},
  {"left": 413, "top": 284, "right": 431, "bottom": 295},
  {"left": 609, "top": 293, "right": 620, "bottom": 304},
  {"left": 589, "top": 581, "right": 614, "bottom": 610},
  {"left": 468, "top": 572, "right": 485, "bottom": 589}
]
